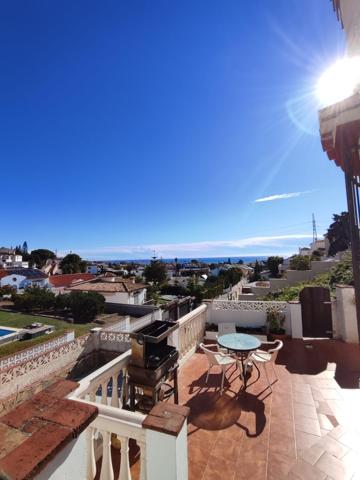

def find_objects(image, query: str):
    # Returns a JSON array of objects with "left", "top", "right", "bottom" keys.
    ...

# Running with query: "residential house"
[
  {"left": 49, "top": 273, "right": 95, "bottom": 294},
  {"left": 0, "top": 248, "right": 29, "bottom": 269},
  {"left": 67, "top": 277, "right": 147, "bottom": 304},
  {"left": 0, "top": 268, "right": 49, "bottom": 291},
  {"left": 86, "top": 263, "right": 101, "bottom": 275}
]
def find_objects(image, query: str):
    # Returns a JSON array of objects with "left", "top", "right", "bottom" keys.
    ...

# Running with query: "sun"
[{"left": 316, "top": 56, "right": 360, "bottom": 107}]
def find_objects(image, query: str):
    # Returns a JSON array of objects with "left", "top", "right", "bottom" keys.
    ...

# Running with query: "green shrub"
[
  {"left": 289, "top": 255, "right": 311, "bottom": 271},
  {"left": 66, "top": 291, "right": 105, "bottom": 323},
  {"left": 12, "top": 286, "right": 56, "bottom": 311}
]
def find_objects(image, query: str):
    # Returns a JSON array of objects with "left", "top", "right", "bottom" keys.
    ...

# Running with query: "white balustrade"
[
  {"left": 85, "top": 405, "right": 146, "bottom": 480},
  {"left": 177, "top": 304, "right": 207, "bottom": 364},
  {"left": 68, "top": 307, "right": 203, "bottom": 480},
  {"left": 71, "top": 349, "right": 132, "bottom": 408}
]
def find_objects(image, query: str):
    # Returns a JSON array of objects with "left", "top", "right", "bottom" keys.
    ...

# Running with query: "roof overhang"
[{"left": 319, "top": 92, "right": 360, "bottom": 175}]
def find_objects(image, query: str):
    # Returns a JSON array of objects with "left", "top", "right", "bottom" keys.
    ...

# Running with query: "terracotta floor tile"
[
  {"left": 293, "top": 402, "right": 318, "bottom": 420},
  {"left": 293, "top": 391, "right": 315, "bottom": 407},
  {"left": 234, "top": 458, "right": 267, "bottom": 480},
  {"left": 290, "top": 458, "right": 327, "bottom": 480},
  {"left": 203, "top": 455, "right": 236, "bottom": 480},
  {"left": 175, "top": 342, "right": 360, "bottom": 480},
  {"left": 295, "top": 430, "right": 321, "bottom": 453},
  {"left": 269, "top": 430, "right": 296, "bottom": 458},
  {"left": 299, "top": 444, "right": 324, "bottom": 465},
  {"left": 315, "top": 451, "right": 354, "bottom": 479},
  {"left": 267, "top": 451, "right": 297, "bottom": 480},
  {"left": 294, "top": 415, "right": 322, "bottom": 436},
  {"left": 320, "top": 434, "right": 350, "bottom": 459},
  {"left": 293, "top": 383, "right": 312, "bottom": 394}
]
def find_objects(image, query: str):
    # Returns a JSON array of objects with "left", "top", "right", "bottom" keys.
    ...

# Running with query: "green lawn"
[{"left": 0, "top": 311, "right": 97, "bottom": 357}]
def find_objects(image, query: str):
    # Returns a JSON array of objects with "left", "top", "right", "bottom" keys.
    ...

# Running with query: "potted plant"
[{"left": 266, "top": 307, "right": 287, "bottom": 340}]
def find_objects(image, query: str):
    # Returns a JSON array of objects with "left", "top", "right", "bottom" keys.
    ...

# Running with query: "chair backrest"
[
  {"left": 199, "top": 343, "right": 221, "bottom": 365},
  {"left": 269, "top": 339, "right": 283, "bottom": 362},
  {"left": 218, "top": 323, "right": 236, "bottom": 336}
]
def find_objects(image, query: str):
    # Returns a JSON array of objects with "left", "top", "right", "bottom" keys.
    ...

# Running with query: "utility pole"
[{"left": 312, "top": 213, "right": 318, "bottom": 244}]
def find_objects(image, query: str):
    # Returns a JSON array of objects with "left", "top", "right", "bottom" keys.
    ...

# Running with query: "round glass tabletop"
[{"left": 217, "top": 333, "right": 261, "bottom": 352}]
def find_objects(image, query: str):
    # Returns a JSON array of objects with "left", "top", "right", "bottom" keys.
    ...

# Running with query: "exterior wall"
[
  {"left": 339, "top": 0, "right": 360, "bottom": 55},
  {"left": 335, "top": 285, "right": 359, "bottom": 343},
  {"left": 0, "top": 331, "right": 75, "bottom": 370},
  {"left": 289, "top": 302, "right": 303, "bottom": 339},
  {"left": 103, "top": 292, "right": 130, "bottom": 304},
  {"left": 286, "top": 269, "right": 314, "bottom": 283},
  {"left": 206, "top": 300, "right": 290, "bottom": 333},
  {"left": 0, "top": 334, "right": 95, "bottom": 400},
  {"left": 0, "top": 274, "right": 49, "bottom": 290},
  {"left": 35, "top": 431, "right": 89, "bottom": 480},
  {"left": 102, "top": 289, "right": 146, "bottom": 305}
]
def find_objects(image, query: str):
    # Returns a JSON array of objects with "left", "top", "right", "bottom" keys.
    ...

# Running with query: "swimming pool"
[
  {"left": 0, "top": 327, "right": 22, "bottom": 345},
  {"left": 0, "top": 328, "right": 15, "bottom": 337}
]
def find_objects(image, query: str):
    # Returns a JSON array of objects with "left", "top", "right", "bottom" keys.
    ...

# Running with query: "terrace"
[{"left": 0, "top": 303, "right": 360, "bottom": 479}]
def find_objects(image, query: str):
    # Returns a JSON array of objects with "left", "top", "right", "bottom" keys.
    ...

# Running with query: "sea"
[{"left": 102, "top": 256, "right": 266, "bottom": 265}]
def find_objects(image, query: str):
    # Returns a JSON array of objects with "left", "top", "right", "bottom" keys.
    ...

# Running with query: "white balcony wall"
[
  {"left": 205, "top": 300, "right": 292, "bottom": 334},
  {"left": 35, "top": 431, "right": 89, "bottom": 480}
]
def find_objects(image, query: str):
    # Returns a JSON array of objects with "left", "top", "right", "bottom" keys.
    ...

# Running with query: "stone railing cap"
[
  {"left": 0, "top": 380, "right": 98, "bottom": 480},
  {"left": 143, "top": 402, "right": 190, "bottom": 437}
]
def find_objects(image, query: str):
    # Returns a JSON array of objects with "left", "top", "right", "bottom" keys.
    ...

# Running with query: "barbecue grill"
[{"left": 128, "top": 320, "right": 179, "bottom": 411}]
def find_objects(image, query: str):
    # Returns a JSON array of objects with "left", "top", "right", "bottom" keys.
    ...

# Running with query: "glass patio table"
[{"left": 217, "top": 333, "right": 261, "bottom": 389}]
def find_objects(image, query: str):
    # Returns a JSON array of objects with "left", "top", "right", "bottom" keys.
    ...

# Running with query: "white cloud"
[
  {"left": 59, "top": 234, "right": 313, "bottom": 259},
  {"left": 254, "top": 191, "right": 310, "bottom": 203}
]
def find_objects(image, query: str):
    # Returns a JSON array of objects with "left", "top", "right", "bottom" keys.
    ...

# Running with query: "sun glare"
[{"left": 316, "top": 56, "right": 360, "bottom": 107}]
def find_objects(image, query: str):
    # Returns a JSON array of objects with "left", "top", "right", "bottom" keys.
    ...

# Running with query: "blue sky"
[{"left": 0, "top": 1, "right": 347, "bottom": 260}]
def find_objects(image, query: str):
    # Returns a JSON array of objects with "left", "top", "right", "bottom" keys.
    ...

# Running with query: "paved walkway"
[{"left": 178, "top": 339, "right": 360, "bottom": 480}]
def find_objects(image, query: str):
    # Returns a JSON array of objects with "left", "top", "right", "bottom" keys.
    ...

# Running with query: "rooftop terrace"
[
  {"left": 1, "top": 305, "right": 360, "bottom": 479},
  {"left": 181, "top": 339, "right": 360, "bottom": 480}
]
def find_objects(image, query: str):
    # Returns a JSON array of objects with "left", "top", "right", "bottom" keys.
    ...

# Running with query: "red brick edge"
[{"left": 0, "top": 380, "right": 98, "bottom": 480}]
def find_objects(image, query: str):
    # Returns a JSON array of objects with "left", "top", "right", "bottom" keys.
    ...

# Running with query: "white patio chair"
[
  {"left": 216, "top": 323, "right": 236, "bottom": 353},
  {"left": 244, "top": 340, "right": 283, "bottom": 392},
  {"left": 199, "top": 343, "right": 238, "bottom": 394},
  {"left": 217, "top": 322, "right": 236, "bottom": 336}
]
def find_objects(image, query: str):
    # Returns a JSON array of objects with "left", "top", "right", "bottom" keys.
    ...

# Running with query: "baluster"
[
  {"left": 86, "top": 427, "right": 97, "bottom": 479},
  {"left": 101, "top": 381, "right": 108, "bottom": 405},
  {"left": 100, "top": 430, "right": 114, "bottom": 480},
  {"left": 118, "top": 436, "right": 131, "bottom": 480},
  {"left": 121, "top": 368, "right": 128, "bottom": 407},
  {"left": 111, "top": 374, "right": 119, "bottom": 408},
  {"left": 89, "top": 388, "right": 97, "bottom": 403},
  {"left": 137, "top": 439, "right": 146, "bottom": 480}
]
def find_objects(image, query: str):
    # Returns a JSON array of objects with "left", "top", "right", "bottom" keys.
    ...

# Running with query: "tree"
[
  {"left": 22, "top": 241, "right": 28, "bottom": 255},
  {"left": 29, "top": 249, "right": 56, "bottom": 269},
  {"left": 144, "top": 259, "right": 167, "bottom": 284},
  {"left": 327, "top": 212, "right": 350, "bottom": 256},
  {"left": 65, "top": 292, "right": 105, "bottom": 323},
  {"left": 251, "top": 260, "right": 262, "bottom": 282},
  {"left": 267, "top": 256, "right": 283, "bottom": 278},
  {"left": 329, "top": 251, "right": 353, "bottom": 287},
  {"left": 12, "top": 286, "right": 56, "bottom": 311},
  {"left": 290, "top": 255, "right": 311, "bottom": 271},
  {"left": 60, "top": 253, "right": 87, "bottom": 274}
]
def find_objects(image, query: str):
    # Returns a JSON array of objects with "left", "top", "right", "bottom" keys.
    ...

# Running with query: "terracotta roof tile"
[
  {"left": 67, "top": 279, "right": 147, "bottom": 293},
  {"left": 49, "top": 273, "right": 95, "bottom": 288},
  {"left": 0, "top": 380, "right": 98, "bottom": 480}
]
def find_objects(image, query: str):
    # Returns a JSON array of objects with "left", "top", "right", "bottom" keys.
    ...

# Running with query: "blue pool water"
[{"left": 0, "top": 329, "right": 14, "bottom": 337}]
